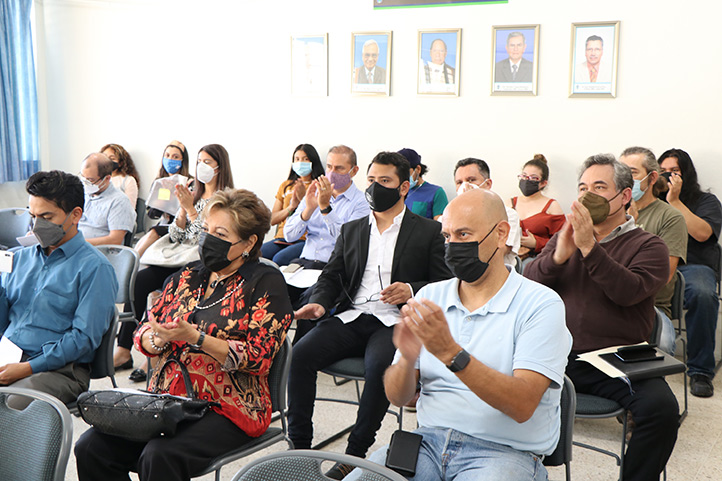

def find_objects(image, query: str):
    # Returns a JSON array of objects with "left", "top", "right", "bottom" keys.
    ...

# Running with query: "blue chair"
[
  {"left": 0, "top": 387, "right": 73, "bottom": 481},
  {"left": 0, "top": 208, "right": 31, "bottom": 249}
]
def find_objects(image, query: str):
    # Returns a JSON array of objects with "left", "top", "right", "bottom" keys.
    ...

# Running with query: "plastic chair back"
[
  {"left": 544, "top": 375, "right": 575, "bottom": 480},
  {"left": 231, "top": 449, "right": 407, "bottom": 481},
  {"left": 671, "top": 270, "right": 685, "bottom": 322},
  {"left": 135, "top": 198, "right": 147, "bottom": 234},
  {"left": 0, "top": 387, "right": 73, "bottom": 481},
  {"left": 0, "top": 208, "right": 31, "bottom": 249},
  {"left": 96, "top": 245, "right": 139, "bottom": 308}
]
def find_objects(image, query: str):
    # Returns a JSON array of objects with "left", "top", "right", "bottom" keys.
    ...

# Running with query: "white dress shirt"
[{"left": 336, "top": 209, "right": 406, "bottom": 327}]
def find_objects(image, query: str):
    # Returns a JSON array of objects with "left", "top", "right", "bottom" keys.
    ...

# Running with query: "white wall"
[{"left": 34, "top": 0, "right": 722, "bottom": 212}]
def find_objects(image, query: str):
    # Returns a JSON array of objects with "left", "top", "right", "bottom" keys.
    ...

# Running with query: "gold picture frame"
[
  {"left": 351, "top": 31, "right": 392, "bottom": 96},
  {"left": 291, "top": 34, "right": 328, "bottom": 97},
  {"left": 491, "top": 24, "right": 540, "bottom": 96},
  {"left": 417, "top": 28, "right": 461, "bottom": 96},
  {"left": 569, "top": 21, "right": 620, "bottom": 98}
]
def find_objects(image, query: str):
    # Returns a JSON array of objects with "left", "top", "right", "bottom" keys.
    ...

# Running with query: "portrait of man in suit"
[
  {"left": 354, "top": 39, "right": 386, "bottom": 85},
  {"left": 494, "top": 31, "right": 533, "bottom": 83}
]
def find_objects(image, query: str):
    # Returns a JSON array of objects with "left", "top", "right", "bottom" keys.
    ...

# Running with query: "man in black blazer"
[
  {"left": 288, "top": 152, "right": 452, "bottom": 479},
  {"left": 494, "top": 31, "right": 533, "bottom": 83}
]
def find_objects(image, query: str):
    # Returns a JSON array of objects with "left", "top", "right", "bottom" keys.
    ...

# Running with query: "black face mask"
[
  {"left": 365, "top": 182, "right": 401, "bottom": 212},
  {"left": 198, "top": 232, "right": 243, "bottom": 272},
  {"left": 444, "top": 223, "right": 499, "bottom": 283},
  {"left": 519, "top": 179, "right": 541, "bottom": 197}
]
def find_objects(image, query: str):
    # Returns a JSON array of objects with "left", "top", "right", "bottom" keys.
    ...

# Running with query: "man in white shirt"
[
  {"left": 288, "top": 152, "right": 451, "bottom": 479},
  {"left": 453, "top": 157, "right": 522, "bottom": 265}
]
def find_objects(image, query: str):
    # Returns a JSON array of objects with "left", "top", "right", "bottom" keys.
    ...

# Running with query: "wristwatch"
[
  {"left": 190, "top": 330, "right": 206, "bottom": 349},
  {"left": 320, "top": 205, "right": 333, "bottom": 214},
  {"left": 447, "top": 348, "right": 471, "bottom": 373}
]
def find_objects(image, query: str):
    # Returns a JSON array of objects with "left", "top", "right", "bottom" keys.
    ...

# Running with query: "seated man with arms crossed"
[
  {"left": 355, "top": 188, "right": 571, "bottom": 481},
  {"left": 78, "top": 152, "right": 136, "bottom": 246},
  {"left": 0, "top": 171, "right": 118, "bottom": 407},
  {"left": 289, "top": 152, "right": 451, "bottom": 479},
  {"left": 525, "top": 154, "right": 679, "bottom": 480}
]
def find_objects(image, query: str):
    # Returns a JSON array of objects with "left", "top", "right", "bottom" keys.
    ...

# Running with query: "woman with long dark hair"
[
  {"left": 659, "top": 148, "right": 722, "bottom": 398},
  {"left": 260, "top": 143, "right": 324, "bottom": 266},
  {"left": 101, "top": 143, "right": 141, "bottom": 207}
]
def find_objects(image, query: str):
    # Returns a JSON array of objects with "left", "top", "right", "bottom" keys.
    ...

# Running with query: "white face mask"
[
  {"left": 196, "top": 162, "right": 217, "bottom": 184},
  {"left": 82, "top": 176, "right": 104, "bottom": 196},
  {"left": 455, "top": 179, "right": 489, "bottom": 197}
]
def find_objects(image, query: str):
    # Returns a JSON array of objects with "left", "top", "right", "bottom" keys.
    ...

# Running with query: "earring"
[{"left": 242, "top": 251, "right": 250, "bottom": 259}]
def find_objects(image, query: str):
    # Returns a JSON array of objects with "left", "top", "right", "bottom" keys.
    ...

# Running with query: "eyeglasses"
[
  {"left": 517, "top": 174, "right": 542, "bottom": 182},
  {"left": 341, "top": 266, "right": 384, "bottom": 306}
]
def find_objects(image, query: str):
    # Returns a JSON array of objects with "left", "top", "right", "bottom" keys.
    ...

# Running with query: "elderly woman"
[{"left": 76, "top": 188, "right": 293, "bottom": 481}]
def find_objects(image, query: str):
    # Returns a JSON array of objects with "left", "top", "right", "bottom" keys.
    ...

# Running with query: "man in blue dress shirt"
[
  {"left": 0, "top": 170, "right": 118, "bottom": 407},
  {"left": 284, "top": 145, "right": 370, "bottom": 269}
]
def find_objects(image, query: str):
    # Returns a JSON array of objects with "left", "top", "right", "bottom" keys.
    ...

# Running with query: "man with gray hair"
[
  {"left": 354, "top": 39, "right": 386, "bottom": 84},
  {"left": 525, "top": 154, "right": 679, "bottom": 480},
  {"left": 494, "top": 31, "right": 532, "bottom": 82},
  {"left": 620, "top": 146, "right": 688, "bottom": 356}
]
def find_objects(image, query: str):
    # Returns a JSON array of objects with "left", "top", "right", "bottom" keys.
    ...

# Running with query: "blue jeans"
[
  {"left": 679, "top": 264, "right": 719, "bottom": 378},
  {"left": 349, "top": 427, "right": 547, "bottom": 481},
  {"left": 260, "top": 239, "right": 305, "bottom": 267}
]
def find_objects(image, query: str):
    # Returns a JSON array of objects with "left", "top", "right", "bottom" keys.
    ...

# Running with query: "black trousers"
[
  {"left": 566, "top": 357, "right": 679, "bottom": 481},
  {"left": 287, "top": 314, "right": 395, "bottom": 458},
  {"left": 75, "top": 411, "right": 253, "bottom": 481},
  {"left": 117, "top": 265, "right": 180, "bottom": 350}
]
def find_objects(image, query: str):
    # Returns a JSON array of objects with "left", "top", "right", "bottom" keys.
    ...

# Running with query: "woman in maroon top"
[
  {"left": 76, "top": 188, "right": 293, "bottom": 481},
  {"left": 509, "top": 154, "right": 565, "bottom": 261}
]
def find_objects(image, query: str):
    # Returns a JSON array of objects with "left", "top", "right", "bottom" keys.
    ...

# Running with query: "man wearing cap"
[{"left": 398, "top": 148, "right": 449, "bottom": 221}]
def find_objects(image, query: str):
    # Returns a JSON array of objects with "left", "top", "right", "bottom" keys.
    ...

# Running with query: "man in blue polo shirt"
[
  {"left": 355, "top": 188, "right": 571, "bottom": 480},
  {"left": 398, "top": 148, "right": 448, "bottom": 221},
  {"left": 0, "top": 170, "right": 118, "bottom": 407}
]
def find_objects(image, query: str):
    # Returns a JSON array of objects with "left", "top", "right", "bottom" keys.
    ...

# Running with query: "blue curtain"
[{"left": 0, "top": 0, "right": 39, "bottom": 182}]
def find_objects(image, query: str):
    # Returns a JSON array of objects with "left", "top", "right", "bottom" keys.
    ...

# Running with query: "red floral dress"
[{"left": 134, "top": 260, "right": 292, "bottom": 437}]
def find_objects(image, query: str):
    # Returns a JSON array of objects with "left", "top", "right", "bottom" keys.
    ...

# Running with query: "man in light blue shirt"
[
  {"left": 357, "top": 189, "right": 571, "bottom": 481},
  {"left": 284, "top": 145, "right": 370, "bottom": 268},
  {"left": 79, "top": 152, "right": 136, "bottom": 246},
  {"left": 0, "top": 170, "right": 118, "bottom": 407}
]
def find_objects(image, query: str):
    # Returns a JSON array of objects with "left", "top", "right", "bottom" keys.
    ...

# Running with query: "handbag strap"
[{"left": 153, "top": 357, "right": 197, "bottom": 399}]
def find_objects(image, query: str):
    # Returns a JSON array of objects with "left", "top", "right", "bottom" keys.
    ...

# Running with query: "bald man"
[
  {"left": 356, "top": 189, "right": 571, "bottom": 481},
  {"left": 78, "top": 153, "right": 136, "bottom": 246}
]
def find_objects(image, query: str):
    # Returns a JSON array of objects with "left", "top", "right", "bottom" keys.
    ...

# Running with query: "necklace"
[
  {"left": 196, "top": 277, "right": 245, "bottom": 311},
  {"left": 210, "top": 271, "right": 235, "bottom": 289}
]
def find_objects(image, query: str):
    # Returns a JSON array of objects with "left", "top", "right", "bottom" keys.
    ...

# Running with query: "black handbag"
[{"left": 77, "top": 358, "right": 216, "bottom": 442}]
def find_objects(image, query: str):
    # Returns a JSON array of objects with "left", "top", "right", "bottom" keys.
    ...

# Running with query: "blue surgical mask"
[
  {"left": 631, "top": 173, "right": 651, "bottom": 202},
  {"left": 292, "top": 161, "right": 312, "bottom": 177},
  {"left": 409, "top": 173, "right": 418, "bottom": 189},
  {"left": 163, "top": 157, "right": 182, "bottom": 174}
]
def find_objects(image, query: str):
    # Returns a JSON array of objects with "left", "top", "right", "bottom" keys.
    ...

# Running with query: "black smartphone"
[
  {"left": 385, "top": 430, "right": 422, "bottom": 477},
  {"left": 615, "top": 345, "right": 663, "bottom": 363}
]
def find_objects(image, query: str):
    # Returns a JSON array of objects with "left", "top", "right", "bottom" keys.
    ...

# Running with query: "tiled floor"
[{"left": 64, "top": 348, "right": 721, "bottom": 481}]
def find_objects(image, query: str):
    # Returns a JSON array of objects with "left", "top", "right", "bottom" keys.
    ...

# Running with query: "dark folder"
[{"left": 599, "top": 348, "right": 686, "bottom": 381}]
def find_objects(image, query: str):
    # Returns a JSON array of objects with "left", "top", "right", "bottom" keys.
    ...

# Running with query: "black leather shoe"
[
  {"left": 129, "top": 368, "right": 147, "bottom": 383},
  {"left": 325, "top": 462, "right": 355, "bottom": 480},
  {"left": 691, "top": 375, "right": 714, "bottom": 397},
  {"left": 114, "top": 359, "right": 133, "bottom": 371}
]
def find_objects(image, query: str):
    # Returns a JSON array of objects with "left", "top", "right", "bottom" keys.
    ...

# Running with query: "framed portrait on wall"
[
  {"left": 351, "top": 31, "right": 392, "bottom": 95},
  {"left": 491, "top": 25, "right": 539, "bottom": 96},
  {"left": 291, "top": 34, "right": 328, "bottom": 96},
  {"left": 569, "top": 21, "right": 620, "bottom": 97},
  {"left": 417, "top": 28, "right": 461, "bottom": 96}
]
